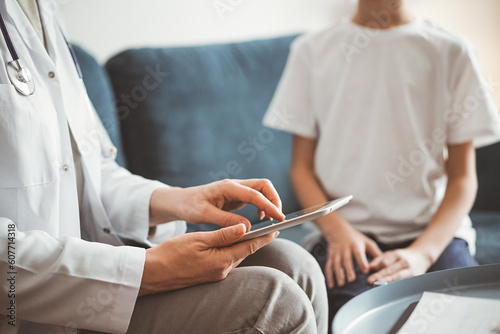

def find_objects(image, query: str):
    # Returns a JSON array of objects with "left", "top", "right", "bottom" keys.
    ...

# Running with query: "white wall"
[
  {"left": 60, "top": 0, "right": 354, "bottom": 62},
  {"left": 61, "top": 0, "right": 500, "bottom": 105}
]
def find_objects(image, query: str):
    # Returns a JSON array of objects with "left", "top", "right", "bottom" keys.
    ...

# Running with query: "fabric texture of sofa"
[{"left": 73, "top": 36, "right": 500, "bottom": 265}]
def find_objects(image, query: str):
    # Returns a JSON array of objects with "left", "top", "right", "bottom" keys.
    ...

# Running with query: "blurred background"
[{"left": 61, "top": 0, "right": 500, "bottom": 105}]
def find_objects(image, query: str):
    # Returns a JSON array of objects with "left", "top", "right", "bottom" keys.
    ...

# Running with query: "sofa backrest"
[
  {"left": 105, "top": 35, "right": 301, "bottom": 229},
  {"left": 76, "top": 37, "right": 499, "bottom": 233}
]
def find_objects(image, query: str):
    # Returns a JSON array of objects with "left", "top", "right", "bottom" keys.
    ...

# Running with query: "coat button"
[
  {"left": 62, "top": 165, "right": 69, "bottom": 172},
  {"left": 103, "top": 228, "right": 111, "bottom": 234},
  {"left": 48, "top": 71, "right": 55, "bottom": 78}
]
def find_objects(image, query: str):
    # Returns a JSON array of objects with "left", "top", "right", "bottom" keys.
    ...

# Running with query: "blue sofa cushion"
[
  {"left": 470, "top": 211, "right": 500, "bottom": 264},
  {"left": 73, "top": 45, "right": 125, "bottom": 166},
  {"left": 106, "top": 35, "right": 300, "bottom": 229}
]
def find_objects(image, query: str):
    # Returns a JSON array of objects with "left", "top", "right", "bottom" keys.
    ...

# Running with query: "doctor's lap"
[{"left": 81, "top": 238, "right": 327, "bottom": 334}]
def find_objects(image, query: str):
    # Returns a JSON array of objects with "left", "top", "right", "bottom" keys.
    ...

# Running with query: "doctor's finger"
[
  {"left": 256, "top": 209, "right": 266, "bottom": 221},
  {"left": 201, "top": 205, "right": 251, "bottom": 231},
  {"left": 203, "top": 224, "right": 247, "bottom": 248},
  {"left": 225, "top": 231, "right": 279, "bottom": 263},
  {"left": 220, "top": 181, "right": 284, "bottom": 221},
  {"left": 237, "top": 179, "right": 283, "bottom": 211}
]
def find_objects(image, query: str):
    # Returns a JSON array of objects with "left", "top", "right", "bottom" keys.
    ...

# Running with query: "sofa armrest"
[{"left": 470, "top": 211, "right": 500, "bottom": 265}]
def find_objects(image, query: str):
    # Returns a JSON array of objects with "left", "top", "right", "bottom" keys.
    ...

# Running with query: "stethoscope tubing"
[
  {"left": 0, "top": 11, "right": 20, "bottom": 62},
  {"left": 59, "top": 25, "right": 83, "bottom": 79}
]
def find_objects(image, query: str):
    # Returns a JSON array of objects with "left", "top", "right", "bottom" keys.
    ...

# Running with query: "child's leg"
[
  {"left": 428, "top": 238, "right": 478, "bottom": 271},
  {"left": 310, "top": 238, "right": 373, "bottom": 332}
]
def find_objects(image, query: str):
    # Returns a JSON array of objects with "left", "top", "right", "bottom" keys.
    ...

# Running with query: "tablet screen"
[
  {"left": 250, "top": 202, "right": 332, "bottom": 230},
  {"left": 238, "top": 196, "right": 353, "bottom": 242}
]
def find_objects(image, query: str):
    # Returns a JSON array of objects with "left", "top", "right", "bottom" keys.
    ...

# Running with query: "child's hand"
[
  {"left": 367, "top": 247, "right": 433, "bottom": 285},
  {"left": 324, "top": 226, "right": 382, "bottom": 288}
]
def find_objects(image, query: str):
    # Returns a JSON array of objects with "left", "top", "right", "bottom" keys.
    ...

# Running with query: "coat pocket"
[{"left": 0, "top": 84, "right": 57, "bottom": 188}]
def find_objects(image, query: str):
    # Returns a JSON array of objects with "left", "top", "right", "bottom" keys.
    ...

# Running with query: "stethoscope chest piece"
[{"left": 7, "top": 59, "right": 35, "bottom": 96}]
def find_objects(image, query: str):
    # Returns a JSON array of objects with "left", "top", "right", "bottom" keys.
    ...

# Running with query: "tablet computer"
[{"left": 238, "top": 195, "right": 353, "bottom": 242}]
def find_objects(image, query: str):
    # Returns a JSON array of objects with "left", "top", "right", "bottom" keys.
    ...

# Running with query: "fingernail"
[
  {"left": 241, "top": 221, "right": 249, "bottom": 232},
  {"left": 234, "top": 223, "right": 245, "bottom": 235}
]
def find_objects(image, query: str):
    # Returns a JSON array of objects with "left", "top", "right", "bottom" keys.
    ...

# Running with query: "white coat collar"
[{"left": 3, "top": 0, "right": 58, "bottom": 67}]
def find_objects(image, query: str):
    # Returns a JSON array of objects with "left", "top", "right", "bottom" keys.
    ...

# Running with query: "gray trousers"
[{"left": 82, "top": 239, "right": 328, "bottom": 334}]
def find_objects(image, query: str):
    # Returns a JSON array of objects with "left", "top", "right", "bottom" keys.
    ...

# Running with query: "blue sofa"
[{"left": 74, "top": 35, "right": 500, "bottom": 265}]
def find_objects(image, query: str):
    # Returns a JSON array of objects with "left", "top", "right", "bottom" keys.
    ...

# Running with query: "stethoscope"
[{"left": 0, "top": 11, "right": 82, "bottom": 96}]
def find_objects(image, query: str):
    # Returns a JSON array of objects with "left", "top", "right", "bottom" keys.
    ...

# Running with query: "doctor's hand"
[
  {"left": 149, "top": 179, "right": 285, "bottom": 231},
  {"left": 366, "top": 247, "right": 432, "bottom": 285},
  {"left": 323, "top": 222, "right": 382, "bottom": 289},
  {"left": 139, "top": 223, "right": 278, "bottom": 295}
]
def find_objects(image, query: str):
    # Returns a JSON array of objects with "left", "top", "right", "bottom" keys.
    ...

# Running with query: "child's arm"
[
  {"left": 367, "top": 141, "right": 477, "bottom": 284},
  {"left": 290, "top": 135, "right": 382, "bottom": 288}
]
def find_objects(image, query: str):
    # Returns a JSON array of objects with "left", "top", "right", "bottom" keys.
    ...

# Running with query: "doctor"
[{"left": 0, "top": 1, "right": 328, "bottom": 333}]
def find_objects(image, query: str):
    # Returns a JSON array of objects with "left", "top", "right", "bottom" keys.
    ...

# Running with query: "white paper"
[{"left": 397, "top": 291, "right": 500, "bottom": 334}]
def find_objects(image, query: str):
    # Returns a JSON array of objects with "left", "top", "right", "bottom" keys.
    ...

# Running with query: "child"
[{"left": 263, "top": 0, "right": 500, "bottom": 328}]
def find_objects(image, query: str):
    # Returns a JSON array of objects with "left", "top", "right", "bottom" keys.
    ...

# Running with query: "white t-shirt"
[{"left": 264, "top": 18, "right": 500, "bottom": 250}]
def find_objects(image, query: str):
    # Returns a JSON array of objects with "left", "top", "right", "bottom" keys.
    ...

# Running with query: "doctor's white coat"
[{"left": 0, "top": 1, "right": 185, "bottom": 333}]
